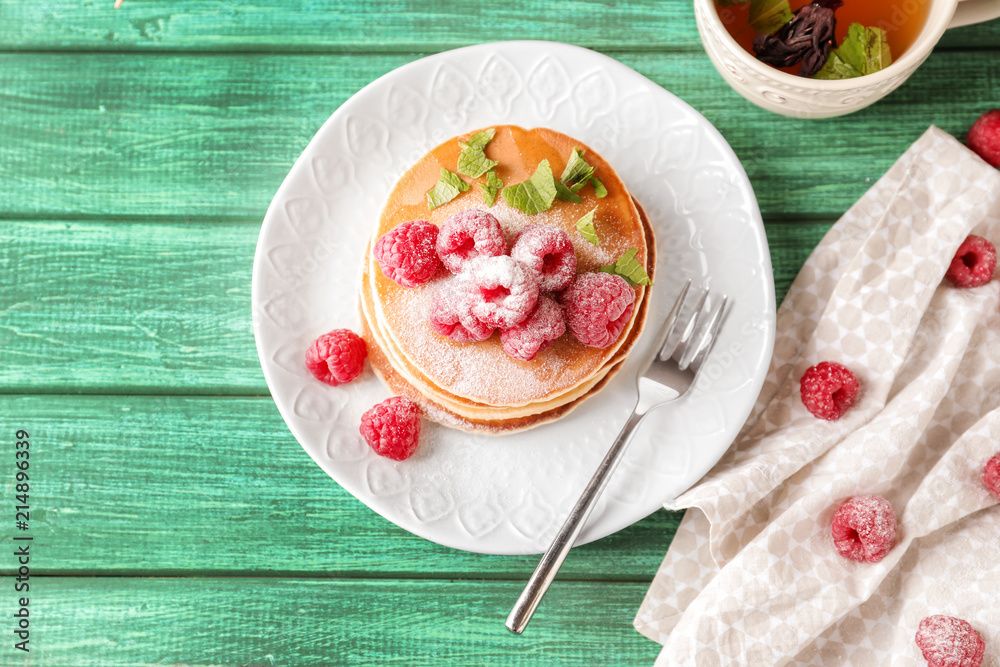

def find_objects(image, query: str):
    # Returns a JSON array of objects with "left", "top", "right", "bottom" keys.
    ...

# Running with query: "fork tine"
[
  {"left": 654, "top": 279, "right": 692, "bottom": 362},
  {"left": 686, "top": 295, "right": 728, "bottom": 371},
  {"left": 675, "top": 289, "right": 711, "bottom": 370}
]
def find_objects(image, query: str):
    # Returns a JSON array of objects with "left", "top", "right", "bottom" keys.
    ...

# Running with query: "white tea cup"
[{"left": 694, "top": 0, "right": 1000, "bottom": 118}]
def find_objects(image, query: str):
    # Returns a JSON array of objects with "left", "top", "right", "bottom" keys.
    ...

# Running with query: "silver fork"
[{"left": 505, "top": 279, "right": 727, "bottom": 634}]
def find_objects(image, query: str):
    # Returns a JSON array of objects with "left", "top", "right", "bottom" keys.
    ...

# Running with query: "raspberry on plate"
[
  {"left": 830, "top": 494, "right": 896, "bottom": 563},
  {"left": 559, "top": 272, "right": 635, "bottom": 349},
  {"left": 510, "top": 225, "right": 577, "bottom": 292},
  {"left": 373, "top": 220, "right": 442, "bottom": 288},
  {"left": 945, "top": 235, "right": 996, "bottom": 288},
  {"left": 460, "top": 255, "right": 539, "bottom": 329},
  {"left": 500, "top": 296, "right": 566, "bottom": 361},
  {"left": 915, "top": 615, "right": 985, "bottom": 667},
  {"left": 800, "top": 361, "right": 860, "bottom": 420},
  {"left": 983, "top": 452, "right": 1000, "bottom": 500},
  {"left": 967, "top": 109, "right": 1000, "bottom": 168},
  {"left": 305, "top": 329, "right": 367, "bottom": 386},
  {"left": 435, "top": 209, "right": 507, "bottom": 274},
  {"left": 360, "top": 396, "right": 421, "bottom": 461},
  {"left": 428, "top": 279, "right": 494, "bottom": 343}
]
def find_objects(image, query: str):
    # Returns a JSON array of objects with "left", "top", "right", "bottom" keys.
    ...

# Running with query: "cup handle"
[{"left": 949, "top": 0, "right": 1000, "bottom": 28}]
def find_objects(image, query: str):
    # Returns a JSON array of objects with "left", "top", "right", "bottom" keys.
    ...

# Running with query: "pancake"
[{"left": 359, "top": 126, "right": 655, "bottom": 433}]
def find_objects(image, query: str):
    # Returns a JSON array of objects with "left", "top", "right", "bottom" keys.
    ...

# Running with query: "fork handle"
[{"left": 505, "top": 407, "right": 648, "bottom": 634}]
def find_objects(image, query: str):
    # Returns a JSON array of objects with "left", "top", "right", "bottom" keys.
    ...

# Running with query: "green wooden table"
[{"left": 1, "top": 3, "right": 997, "bottom": 664}]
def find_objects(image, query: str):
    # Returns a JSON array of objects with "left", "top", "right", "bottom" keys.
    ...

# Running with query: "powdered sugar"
[
  {"left": 436, "top": 208, "right": 506, "bottom": 274},
  {"left": 461, "top": 255, "right": 539, "bottom": 329},
  {"left": 493, "top": 198, "right": 634, "bottom": 271},
  {"left": 427, "top": 278, "right": 494, "bottom": 343},
  {"left": 830, "top": 494, "right": 897, "bottom": 563},
  {"left": 983, "top": 452, "right": 1000, "bottom": 500},
  {"left": 560, "top": 272, "right": 635, "bottom": 349},
  {"left": 373, "top": 220, "right": 441, "bottom": 287},
  {"left": 915, "top": 615, "right": 985, "bottom": 667},
  {"left": 380, "top": 278, "right": 601, "bottom": 406},
  {"left": 500, "top": 295, "right": 567, "bottom": 361},
  {"left": 510, "top": 224, "right": 577, "bottom": 292}
]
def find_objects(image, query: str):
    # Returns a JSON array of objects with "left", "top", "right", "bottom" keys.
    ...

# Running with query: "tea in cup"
[{"left": 694, "top": 0, "right": 1000, "bottom": 118}]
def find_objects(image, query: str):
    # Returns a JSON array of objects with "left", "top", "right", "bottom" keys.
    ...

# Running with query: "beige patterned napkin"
[{"left": 634, "top": 127, "right": 1000, "bottom": 666}]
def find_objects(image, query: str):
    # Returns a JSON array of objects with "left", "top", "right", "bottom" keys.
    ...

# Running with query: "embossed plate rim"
[{"left": 252, "top": 41, "right": 776, "bottom": 555}]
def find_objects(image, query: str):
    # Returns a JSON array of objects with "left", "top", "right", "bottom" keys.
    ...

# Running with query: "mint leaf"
[
  {"left": 457, "top": 128, "right": 498, "bottom": 178},
  {"left": 458, "top": 148, "right": 499, "bottom": 178},
  {"left": 860, "top": 25, "right": 891, "bottom": 73},
  {"left": 426, "top": 168, "right": 470, "bottom": 210},
  {"left": 502, "top": 160, "right": 557, "bottom": 215},
  {"left": 459, "top": 128, "right": 495, "bottom": 151},
  {"left": 814, "top": 23, "right": 891, "bottom": 79},
  {"left": 560, "top": 147, "right": 595, "bottom": 185},
  {"left": 813, "top": 51, "right": 862, "bottom": 80},
  {"left": 555, "top": 180, "right": 583, "bottom": 204},
  {"left": 481, "top": 170, "right": 503, "bottom": 207},
  {"left": 600, "top": 248, "right": 652, "bottom": 286},
  {"left": 749, "top": 0, "right": 793, "bottom": 35},
  {"left": 559, "top": 147, "right": 608, "bottom": 199},
  {"left": 575, "top": 207, "right": 599, "bottom": 245},
  {"left": 590, "top": 176, "right": 608, "bottom": 198},
  {"left": 837, "top": 23, "right": 871, "bottom": 73}
]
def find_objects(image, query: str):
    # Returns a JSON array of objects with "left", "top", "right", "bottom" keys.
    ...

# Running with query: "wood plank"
[
  {"left": 2, "top": 0, "right": 997, "bottom": 51},
  {"left": 0, "top": 394, "right": 681, "bottom": 577},
  {"left": 0, "top": 220, "right": 258, "bottom": 393},
  {"left": 15, "top": 577, "right": 660, "bottom": 666},
  {"left": 766, "top": 219, "right": 832, "bottom": 301},
  {"left": 1, "top": 218, "right": 825, "bottom": 392},
  {"left": 1, "top": 52, "right": 997, "bottom": 221}
]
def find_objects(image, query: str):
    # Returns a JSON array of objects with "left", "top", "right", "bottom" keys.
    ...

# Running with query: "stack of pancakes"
[{"left": 359, "top": 126, "right": 655, "bottom": 433}]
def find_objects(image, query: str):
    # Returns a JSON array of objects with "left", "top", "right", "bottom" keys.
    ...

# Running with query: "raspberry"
[
  {"left": 559, "top": 272, "right": 635, "bottom": 349},
  {"left": 500, "top": 296, "right": 567, "bottom": 361},
  {"left": 830, "top": 495, "right": 896, "bottom": 563},
  {"left": 428, "top": 279, "right": 494, "bottom": 343},
  {"left": 945, "top": 235, "right": 996, "bottom": 288},
  {"left": 983, "top": 452, "right": 1000, "bottom": 500},
  {"left": 800, "top": 361, "right": 860, "bottom": 420},
  {"left": 460, "top": 255, "right": 539, "bottom": 329},
  {"left": 510, "top": 225, "right": 578, "bottom": 292},
  {"left": 305, "top": 329, "right": 367, "bottom": 386},
  {"left": 435, "top": 209, "right": 507, "bottom": 274},
  {"left": 966, "top": 109, "right": 1000, "bottom": 168},
  {"left": 359, "top": 396, "right": 421, "bottom": 461},
  {"left": 915, "top": 615, "right": 985, "bottom": 667},
  {"left": 373, "top": 220, "right": 442, "bottom": 288}
]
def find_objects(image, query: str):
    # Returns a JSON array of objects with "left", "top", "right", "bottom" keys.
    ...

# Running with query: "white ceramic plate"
[{"left": 252, "top": 41, "right": 775, "bottom": 555}]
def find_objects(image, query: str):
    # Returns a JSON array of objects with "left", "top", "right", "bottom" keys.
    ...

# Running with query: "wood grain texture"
[
  {"left": 0, "top": 394, "right": 682, "bottom": 576},
  {"left": 5, "top": 0, "right": 997, "bottom": 662},
  {"left": 766, "top": 219, "right": 832, "bottom": 299},
  {"left": 11, "top": 577, "right": 660, "bottom": 666},
  {"left": 0, "top": 220, "right": 258, "bottom": 393},
  {"left": 0, "top": 218, "right": 825, "bottom": 392},
  {"left": 1, "top": 52, "right": 997, "bottom": 221},
  {"left": 2, "top": 0, "right": 998, "bottom": 51}
]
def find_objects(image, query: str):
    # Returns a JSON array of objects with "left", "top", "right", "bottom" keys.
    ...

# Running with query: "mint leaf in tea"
[
  {"left": 749, "top": 0, "right": 795, "bottom": 35},
  {"left": 814, "top": 23, "right": 892, "bottom": 79},
  {"left": 715, "top": 0, "right": 926, "bottom": 79}
]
